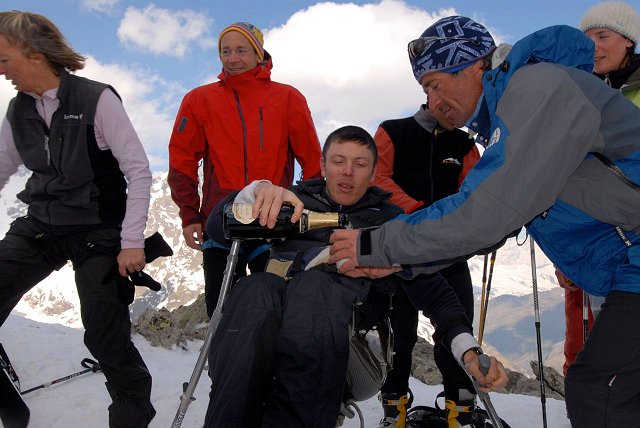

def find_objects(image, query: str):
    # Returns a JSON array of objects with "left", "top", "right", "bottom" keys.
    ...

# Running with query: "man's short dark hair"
[{"left": 322, "top": 125, "right": 378, "bottom": 165}]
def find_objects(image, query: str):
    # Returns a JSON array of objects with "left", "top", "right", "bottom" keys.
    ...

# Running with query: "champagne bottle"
[{"left": 223, "top": 203, "right": 350, "bottom": 240}]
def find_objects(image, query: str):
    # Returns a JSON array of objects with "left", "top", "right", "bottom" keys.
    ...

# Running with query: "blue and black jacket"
[{"left": 357, "top": 26, "right": 640, "bottom": 297}]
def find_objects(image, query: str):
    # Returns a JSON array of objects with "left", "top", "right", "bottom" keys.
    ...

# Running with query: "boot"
[
  {"left": 105, "top": 382, "right": 156, "bottom": 428},
  {"left": 377, "top": 392, "right": 409, "bottom": 428},
  {"left": 445, "top": 389, "right": 475, "bottom": 428}
]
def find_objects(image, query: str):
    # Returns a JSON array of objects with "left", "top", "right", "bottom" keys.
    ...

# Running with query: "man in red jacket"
[{"left": 168, "top": 22, "right": 322, "bottom": 315}]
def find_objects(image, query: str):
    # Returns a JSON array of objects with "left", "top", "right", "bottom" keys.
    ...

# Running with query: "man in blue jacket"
[{"left": 330, "top": 15, "right": 640, "bottom": 427}]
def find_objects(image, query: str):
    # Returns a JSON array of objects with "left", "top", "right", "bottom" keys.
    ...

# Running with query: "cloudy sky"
[{"left": 4, "top": 0, "right": 638, "bottom": 170}]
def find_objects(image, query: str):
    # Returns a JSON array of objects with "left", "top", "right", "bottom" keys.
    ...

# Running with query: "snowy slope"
[
  {"left": 0, "top": 172, "right": 567, "bottom": 376},
  {"left": 1, "top": 313, "right": 571, "bottom": 428},
  {"left": 0, "top": 171, "right": 573, "bottom": 427}
]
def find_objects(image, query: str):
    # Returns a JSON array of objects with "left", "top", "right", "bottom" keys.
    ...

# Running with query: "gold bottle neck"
[{"left": 301, "top": 210, "right": 342, "bottom": 232}]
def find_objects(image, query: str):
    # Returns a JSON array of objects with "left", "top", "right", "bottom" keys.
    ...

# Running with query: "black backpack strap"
[
  {"left": 592, "top": 152, "right": 640, "bottom": 191},
  {"left": 592, "top": 152, "right": 638, "bottom": 247},
  {"left": 0, "top": 343, "right": 19, "bottom": 389}
]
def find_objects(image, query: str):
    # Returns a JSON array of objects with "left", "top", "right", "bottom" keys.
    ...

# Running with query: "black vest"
[
  {"left": 381, "top": 116, "right": 476, "bottom": 206},
  {"left": 7, "top": 71, "right": 126, "bottom": 229}
]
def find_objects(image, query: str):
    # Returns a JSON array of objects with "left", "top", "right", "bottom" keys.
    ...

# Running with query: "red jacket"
[{"left": 168, "top": 56, "right": 322, "bottom": 228}]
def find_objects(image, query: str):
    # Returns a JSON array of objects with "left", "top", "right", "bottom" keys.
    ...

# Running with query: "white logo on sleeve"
[
  {"left": 63, "top": 113, "right": 83, "bottom": 120},
  {"left": 442, "top": 158, "right": 461, "bottom": 166},
  {"left": 488, "top": 127, "right": 501, "bottom": 148}
]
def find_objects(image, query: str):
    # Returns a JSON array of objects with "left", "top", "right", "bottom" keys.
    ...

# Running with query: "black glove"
[
  {"left": 103, "top": 270, "right": 162, "bottom": 305},
  {"left": 143, "top": 231, "right": 174, "bottom": 263},
  {"left": 102, "top": 231, "right": 174, "bottom": 304},
  {"left": 128, "top": 270, "right": 162, "bottom": 291}
]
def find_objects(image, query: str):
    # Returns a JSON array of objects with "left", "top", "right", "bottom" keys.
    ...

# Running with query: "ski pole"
[
  {"left": 21, "top": 358, "right": 101, "bottom": 395},
  {"left": 171, "top": 238, "right": 241, "bottom": 428},
  {"left": 476, "top": 354, "right": 504, "bottom": 428},
  {"left": 479, "top": 254, "right": 488, "bottom": 344},
  {"left": 529, "top": 238, "right": 548, "bottom": 428},
  {"left": 582, "top": 291, "right": 589, "bottom": 345},
  {"left": 478, "top": 250, "right": 497, "bottom": 346}
]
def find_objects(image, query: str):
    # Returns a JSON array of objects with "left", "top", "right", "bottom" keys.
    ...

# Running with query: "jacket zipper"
[
  {"left": 44, "top": 133, "right": 51, "bottom": 166},
  {"left": 233, "top": 90, "right": 249, "bottom": 185},
  {"left": 259, "top": 107, "right": 264, "bottom": 151},
  {"left": 57, "top": 133, "right": 64, "bottom": 169},
  {"left": 43, "top": 130, "right": 62, "bottom": 226},
  {"left": 429, "top": 130, "right": 435, "bottom": 203}
]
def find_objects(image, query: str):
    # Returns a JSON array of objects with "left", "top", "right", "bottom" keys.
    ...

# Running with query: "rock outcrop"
[{"left": 135, "top": 294, "right": 565, "bottom": 399}]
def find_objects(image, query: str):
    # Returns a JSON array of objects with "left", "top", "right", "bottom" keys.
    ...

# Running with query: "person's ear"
[
  {"left": 369, "top": 164, "right": 377, "bottom": 183},
  {"left": 28, "top": 52, "right": 51, "bottom": 71},
  {"left": 28, "top": 51, "right": 46, "bottom": 63},
  {"left": 624, "top": 38, "right": 633, "bottom": 49},
  {"left": 320, "top": 157, "right": 326, "bottom": 178},
  {"left": 471, "top": 58, "right": 485, "bottom": 75}
]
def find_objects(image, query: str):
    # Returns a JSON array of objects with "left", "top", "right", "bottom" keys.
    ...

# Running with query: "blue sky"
[{"left": 3, "top": 0, "right": 639, "bottom": 170}]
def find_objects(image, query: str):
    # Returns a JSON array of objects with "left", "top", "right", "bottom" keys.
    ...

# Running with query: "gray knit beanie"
[{"left": 579, "top": 1, "right": 640, "bottom": 44}]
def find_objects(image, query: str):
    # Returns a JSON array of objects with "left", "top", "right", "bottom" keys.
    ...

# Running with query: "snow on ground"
[{"left": 1, "top": 312, "right": 571, "bottom": 428}]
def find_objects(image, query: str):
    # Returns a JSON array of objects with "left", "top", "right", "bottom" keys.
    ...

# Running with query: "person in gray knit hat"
[
  {"left": 579, "top": 1, "right": 640, "bottom": 103},
  {"left": 580, "top": 1, "right": 640, "bottom": 45}
]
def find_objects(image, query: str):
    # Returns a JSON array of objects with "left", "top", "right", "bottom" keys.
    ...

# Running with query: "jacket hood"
[
  {"left": 469, "top": 25, "right": 594, "bottom": 140},
  {"left": 217, "top": 50, "right": 273, "bottom": 83}
]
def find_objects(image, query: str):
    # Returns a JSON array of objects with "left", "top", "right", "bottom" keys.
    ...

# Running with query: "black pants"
[
  {"left": 0, "top": 217, "right": 155, "bottom": 428},
  {"left": 382, "top": 261, "right": 474, "bottom": 401},
  {"left": 203, "top": 245, "right": 269, "bottom": 317},
  {"left": 205, "top": 270, "right": 370, "bottom": 428},
  {"left": 565, "top": 291, "right": 640, "bottom": 427},
  {"left": 380, "top": 284, "right": 417, "bottom": 395},
  {"left": 436, "top": 262, "right": 475, "bottom": 400}
]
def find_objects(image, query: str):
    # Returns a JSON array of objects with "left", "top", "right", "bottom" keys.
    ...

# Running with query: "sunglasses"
[{"left": 408, "top": 36, "right": 481, "bottom": 60}]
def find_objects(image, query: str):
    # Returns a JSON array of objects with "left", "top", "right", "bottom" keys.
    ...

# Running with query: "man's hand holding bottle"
[{"left": 251, "top": 181, "right": 304, "bottom": 228}]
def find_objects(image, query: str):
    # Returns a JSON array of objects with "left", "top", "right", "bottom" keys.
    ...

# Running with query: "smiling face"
[
  {"left": 427, "top": 102, "right": 455, "bottom": 131},
  {"left": 321, "top": 140, "right": 377, "bottom": 207},
  {"left": 219, "top": 31, "right": 259, "bottom": 75},
  {"left": 419, "top": 60, "right": 484, "bottom": 127},
  {"left": 0, "top": 34, "right": 42, "bottom": 94},
  {"left": 584, "top": 28, "right": 633, "bottom": 74}
]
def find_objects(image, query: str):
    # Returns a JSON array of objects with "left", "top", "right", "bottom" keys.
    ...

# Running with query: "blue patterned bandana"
[{"left": 410, "top": 16, "right": 496, "bottom": 82}]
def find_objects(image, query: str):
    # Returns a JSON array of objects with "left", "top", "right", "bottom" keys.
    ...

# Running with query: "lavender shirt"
[{"left": 0, "top": 88, "right": 151, "bottom": 249}]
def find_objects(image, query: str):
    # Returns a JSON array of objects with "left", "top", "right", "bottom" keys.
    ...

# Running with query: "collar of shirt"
[{"left": 26, "top": 88, "right": 60, "bottom": 127}]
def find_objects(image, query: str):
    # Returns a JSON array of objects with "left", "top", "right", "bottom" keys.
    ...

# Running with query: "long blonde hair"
[{"left": 0, "top": 10, "right": 86, "bottom": 72}]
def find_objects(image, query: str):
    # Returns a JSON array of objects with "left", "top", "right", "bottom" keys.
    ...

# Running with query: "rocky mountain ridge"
[
  {"left": 133, "top": 293, "right": 565, "bottom": 399},
  {"left": 2, "top": 171, "right": 567, "bottom": 378}
]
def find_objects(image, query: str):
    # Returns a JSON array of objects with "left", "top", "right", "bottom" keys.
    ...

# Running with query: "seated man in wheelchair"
[{"left": 203, "top": 125, "right": 508, "bottom": 428}]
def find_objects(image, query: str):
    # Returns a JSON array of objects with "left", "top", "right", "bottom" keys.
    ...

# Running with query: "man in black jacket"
[
  {"left": 372, "top": 105, "right": 481, "bottom": 427},
  {"left": 203, "top": 125, "right": 507, "bottom": 427}
]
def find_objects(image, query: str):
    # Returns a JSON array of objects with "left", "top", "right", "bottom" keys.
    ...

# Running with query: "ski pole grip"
[
  {"left": 81, "top": 358, "right": 101, "bottom": 372},
  {"left": 478, "top": 353, "right": 491, "bottom": 376}
]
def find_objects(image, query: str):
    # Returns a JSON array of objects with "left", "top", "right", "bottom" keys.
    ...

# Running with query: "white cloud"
[
  {"left": 0, "top": 61, "right": 178, "bottom": 172},
  {"left": 80, "top": 0, "right": 121, "bottom": 14},
  {"left": 117, "top": 5, "right": 215, "bottom": 57},
  {"left": 0, "top": 2, "right": 506, "bottom": 174},
  {"left": 264, "top": 0, "right": 458, "bottom": 142},
  {"left": 0, "top": 80, "right": 16, "bottom": 121},
  {"left": 78, "top": 56, "right": 183, "bottom": 170}
]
